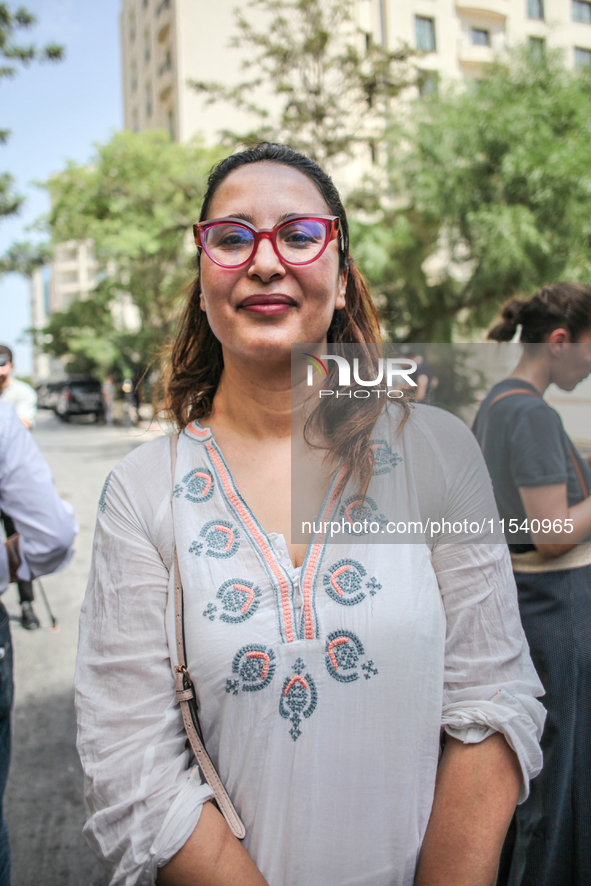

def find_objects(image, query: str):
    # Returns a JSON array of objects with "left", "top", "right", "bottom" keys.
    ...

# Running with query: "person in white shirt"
[
  {"left": 0, "top": 345, "right": 42, "bottom": 629},
  {"left": 0, "top": 399, "right": 78, "bottom": 884},
  {"left": 76, "top": 144, "right": 546, "bottom": 886}
]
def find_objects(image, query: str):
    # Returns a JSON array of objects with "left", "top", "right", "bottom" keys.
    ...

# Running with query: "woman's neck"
[
  {"left": 508, "top": 355, "right": 551, "bottom": 396},
  {"left": 209, "top": 354, "right": 294, "bottom": 440}
]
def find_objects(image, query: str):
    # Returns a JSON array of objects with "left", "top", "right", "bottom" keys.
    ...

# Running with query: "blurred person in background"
[
  {"left": 473, "top": 283, "right": 591, "bottom": 886},
  {"left": 102, "top": 375, "right": 115, "bottom": 427},
  {"left": 0, "top": 345, "right": 41, "bottom": 630},
  {"left": 0, "top": 399, "right": 78, "bottom": 885}
]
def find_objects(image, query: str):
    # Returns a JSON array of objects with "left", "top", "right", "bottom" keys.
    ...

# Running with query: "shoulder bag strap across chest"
[
  {"left": 170, "top": 433, "right": 246, "bottom": 840},
  {"left": 479, "top": 387, "right": 589, "bottom": 500}
]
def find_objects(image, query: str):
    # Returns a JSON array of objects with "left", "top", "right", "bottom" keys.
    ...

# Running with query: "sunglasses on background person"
[
  {"left": 193, "top": 215, "right": 341, "bottom": 269},
  {"left": 0, "top": 355, "right": 10, "bottom": 367}
]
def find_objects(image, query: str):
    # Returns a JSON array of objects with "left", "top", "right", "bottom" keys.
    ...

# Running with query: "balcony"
[
  {"left": 458, "top": 40, "right": 496, "bottom": 67},
  {"left": 455, "top": 1, "right": 507, "bottom": 22}
]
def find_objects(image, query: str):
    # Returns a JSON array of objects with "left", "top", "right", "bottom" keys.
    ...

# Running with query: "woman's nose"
[{"left": 247, "top": 235, "right": 285, "bottom": 281}]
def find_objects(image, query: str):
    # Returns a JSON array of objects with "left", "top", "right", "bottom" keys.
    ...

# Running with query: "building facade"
[{"left": 121, "top": 0, "right": 591, "bottom": 146}]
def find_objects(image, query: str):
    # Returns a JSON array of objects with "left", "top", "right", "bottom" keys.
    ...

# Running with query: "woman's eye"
[{"left": 282, "top": 225, "right": 323, "bottom": 247}]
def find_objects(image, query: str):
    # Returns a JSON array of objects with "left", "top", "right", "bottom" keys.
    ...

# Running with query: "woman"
[
  {"left": 75, "top": 144, "right": 544, "bottom": 886},
  {"left": 473, "top": 283, "right": 591, "bottom": 886}
]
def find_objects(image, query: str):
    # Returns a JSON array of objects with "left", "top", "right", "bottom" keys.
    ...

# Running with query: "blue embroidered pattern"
[
  {"left": 371, "top": 439, "right": 403, "bottom": 475},
  {"left": 325, "top": 630, "right": 378, "bottom": 683},
  {"left": 98, "top": 472, "right": 112, "bottom": 514},
  {"left": 338, "top": 495, "right": 388, "bottom": 535},
  {"left": 323, "top": 559, "right": 367, "bottom": 605},
  {"left": 366, "top": 577, "right": 381, "bottom": 596},
  {"left": 229, "top": 644, "right": 276, "bottom": 692},
  {"left": 279, "top": 657, "right": 318, "bottom": 741},
  {"left": 189, "top": 520, "right": 240, "bottom": 559},
  {"left": 204, "top": 579, "right": 261, "bottom": 623},
  {"left": 179, "top": 467, "right": 215, "bottom": 503}
]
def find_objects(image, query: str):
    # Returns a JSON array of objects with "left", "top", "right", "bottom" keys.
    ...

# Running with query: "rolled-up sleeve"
[
  {"left": 75, "top": 444, "right": 214, "bottom": 886},
  {"left": 0, "top": 402, "right": 77, "bottom": 592},
  {"left": 424, "top": 411, "right": 546, "bottom": 802}
]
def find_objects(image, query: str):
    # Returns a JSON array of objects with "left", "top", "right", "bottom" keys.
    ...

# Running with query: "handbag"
[{"left": 170, "top": 432, "right": 246, "bottom": 840}]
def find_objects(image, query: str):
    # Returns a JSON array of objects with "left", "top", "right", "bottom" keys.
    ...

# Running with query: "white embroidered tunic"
[{"left": 75, "top": 404, "right": 545, "bottom": 886}]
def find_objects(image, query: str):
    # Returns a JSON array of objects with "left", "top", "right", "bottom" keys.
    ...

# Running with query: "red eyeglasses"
[{"left": 193, "top": 215, "right": 340, "bottom": 268}]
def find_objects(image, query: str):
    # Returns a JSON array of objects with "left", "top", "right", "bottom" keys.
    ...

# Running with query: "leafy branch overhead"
[
  {"left": 35, "top": 130, "right": 225, "bottom": 376},
  {"left": 0, "top": 3, "right": 65, "bottom": 221},
  {"left": 353, "top": 49, "right": 591, "bottom": 340},
  {"left": 190, "top": 0, "right": 419, "bottom": 165}
]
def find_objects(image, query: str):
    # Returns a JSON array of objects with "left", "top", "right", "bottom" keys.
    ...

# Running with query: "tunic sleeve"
[
  {"left": 75, "top": 440, "right": 214, "bottom": 886},
  {"left": 425, "top": 410, "right": 546, "bottom": 802}
]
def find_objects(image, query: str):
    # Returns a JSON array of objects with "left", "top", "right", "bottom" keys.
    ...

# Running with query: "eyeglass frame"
[{"left": 193, "top": 215, "right": 341, "bottom": 269}]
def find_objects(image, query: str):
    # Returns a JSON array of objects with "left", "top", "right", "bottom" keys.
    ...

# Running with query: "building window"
[
  {"left": 146, "top": 83, "right": 152, "bottom": 117},
  {"left": 143, "top": 0, "right": 149, "bottom": 8},
  {"left": 131, "top": 62, "right": 137, "bottom": 93},
  {"left": 529, "top": 35, "right": 546, "bottom": 57},
  {"left": 471, "top": 27, "right": 491, "bottom": 46},
  {"left": 158, "top": 0, "right": 171, "bottom": 14},
  {"left": 159, "top": 48, "right": 172, "bottom": 76},
  {"left": 418, "top": 71, "right": 438, "bottom": 96},
  {"left": 168, "top": 107, "right": 175, "bottom": 139},
  {"left": 527, "top": 0, "right": 544, "bottom": 19},
  {"left": 129, "top": 13, "right": 136, "bottom": 42},
  {"left": 573, "top": 0, "right": 591, "bottom": 23},
  {"left": 144, "top": 29, "right": 151, "bottom": 63},
  {"left": 574, "top": 45, "right": 591, "bottom": 67},
  {"left": 132, "top": 109, "right": 139, "bottom": 132},
  {"left": 415, "top": 16, "right": 436, "bottom": 52}
]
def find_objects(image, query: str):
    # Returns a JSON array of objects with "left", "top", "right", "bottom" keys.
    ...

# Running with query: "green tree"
[
  {"left": 191, "top": 0, "right": 419, "bottom": 167},
  {"left": 0, "top": 3, "right": 64, "bottom": 219},
  {"left": 353, "top": 49, "right": 591, "bottom": 341},
  {"left": 37, "top": 130, "right": 223, "bottom": 377}
]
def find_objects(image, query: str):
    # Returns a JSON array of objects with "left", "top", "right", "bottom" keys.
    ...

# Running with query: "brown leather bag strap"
[
  {"left": 5, "top": 534, "right": 21, "bottom": 583},
  {"left": 479, "top": 386, "right": 589, "bottom": 500},
  {"left": 170, "top": 433, "right": 246, "bottom": 840}
]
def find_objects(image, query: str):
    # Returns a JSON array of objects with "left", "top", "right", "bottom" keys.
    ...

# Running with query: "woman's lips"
[{"left": 239, "top": 294, "right": 297, "bottom": 315}]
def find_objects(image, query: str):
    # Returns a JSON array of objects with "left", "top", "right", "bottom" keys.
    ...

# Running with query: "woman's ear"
[
  {"left": 336, "top": 268, "right": 348, "bottom": 310},
  {"left": 547, "top": 327, "right": 571, "bottom": 344}
]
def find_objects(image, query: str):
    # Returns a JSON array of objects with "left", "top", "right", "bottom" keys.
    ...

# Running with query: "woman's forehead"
[{"left": 206, "top": 162, "right": 330, "bottom": 222}]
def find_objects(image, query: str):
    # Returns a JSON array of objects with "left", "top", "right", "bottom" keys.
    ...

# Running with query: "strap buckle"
[{"left": 174, "top": 664, "right": 193, "bottom": 688}]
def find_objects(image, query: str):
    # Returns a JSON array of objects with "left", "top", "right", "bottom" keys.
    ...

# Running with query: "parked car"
[{"left": 51, "top": 376, "right": 105, "bottom": 422}]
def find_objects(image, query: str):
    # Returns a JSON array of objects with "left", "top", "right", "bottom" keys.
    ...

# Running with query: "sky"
[{"left": 0, "top": 0, "right": 123, "bottom": 375}]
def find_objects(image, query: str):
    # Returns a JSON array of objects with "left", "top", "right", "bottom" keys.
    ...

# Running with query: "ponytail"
[{"left": 488, "top": 283, "right": 591, "bottom": 344}]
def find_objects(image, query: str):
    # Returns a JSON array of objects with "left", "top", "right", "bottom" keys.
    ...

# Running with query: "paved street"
[{"left": 4, "top": 409, "right": 163, "bottom": 886}]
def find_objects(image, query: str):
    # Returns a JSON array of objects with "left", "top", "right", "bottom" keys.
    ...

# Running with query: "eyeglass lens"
[{"left": 202, "top": 219, "right": 329, "bottom": 266}]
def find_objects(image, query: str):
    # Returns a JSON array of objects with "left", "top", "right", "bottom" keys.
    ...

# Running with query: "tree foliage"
[
  {"left": 191, "top": 0, "right": 419, "bottom": 167},
  {"left": 0, "top": 3, "right": 64, "bottom": 220},
  {"left": 354, "top": 49, "right": 591, "bottom": 340},
  {"left": 37, "top": 130, "right": 224, "bottom": 376}
]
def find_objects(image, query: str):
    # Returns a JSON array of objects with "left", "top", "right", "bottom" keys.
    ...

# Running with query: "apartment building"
[{"left": 121, "top": 0, "right": 591, "bottom": 146}]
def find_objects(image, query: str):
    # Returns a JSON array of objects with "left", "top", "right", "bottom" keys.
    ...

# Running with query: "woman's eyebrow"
[{"left": 224, "top": 212, "right": 311, "bottom": 225}]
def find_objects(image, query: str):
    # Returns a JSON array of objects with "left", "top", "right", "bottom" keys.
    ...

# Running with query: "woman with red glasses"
[{"left": 75, "top": 144, "right": 544, "bottom": 886}]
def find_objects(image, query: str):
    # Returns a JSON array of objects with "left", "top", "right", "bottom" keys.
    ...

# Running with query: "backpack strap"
[{"left": 479, "top": 386, "right": 589, "bottom": 500}]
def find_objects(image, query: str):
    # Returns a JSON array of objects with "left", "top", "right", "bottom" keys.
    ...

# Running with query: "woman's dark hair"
[
  {"left": 162, "top": 143, "right": 385, "bottom": 493},
  {"left": 488, "top": 283, "right": 591, "bottom": 343}
]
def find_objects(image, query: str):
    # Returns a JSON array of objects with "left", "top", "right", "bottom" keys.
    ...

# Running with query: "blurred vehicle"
[{"left": 43, "top": 376, "right": 105, "bottom": 422}]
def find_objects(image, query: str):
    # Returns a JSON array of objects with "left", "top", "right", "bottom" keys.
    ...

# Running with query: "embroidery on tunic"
[
  {"left": 202, "top": 578, "right": 261, "bottom": 623},
  {"left": 178, "top": 467, "right": 215, "bottom": 504},
  {"left": 279, "top": 657, "right": 318, "bottom": 741},
  {"left": 189, "top": 519, "right": 240, "bottom": 559},
  {"left": 338, "top": 495, "right": 388, "bottom": 535},
  {"left": 98, "top": 472, "right": 112, "bottom": 514},
  {"left": 370, "top": 439, "right": 403, "bottom": 475},
  {"left": 227, "top": 644, "right": 276, "bottom": 693},
  {"left": 323, "top": 559, "right": 368, "bottom": 605},
  {"left": 325, "top": 630, "right": 378, "bottom": 683}
]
